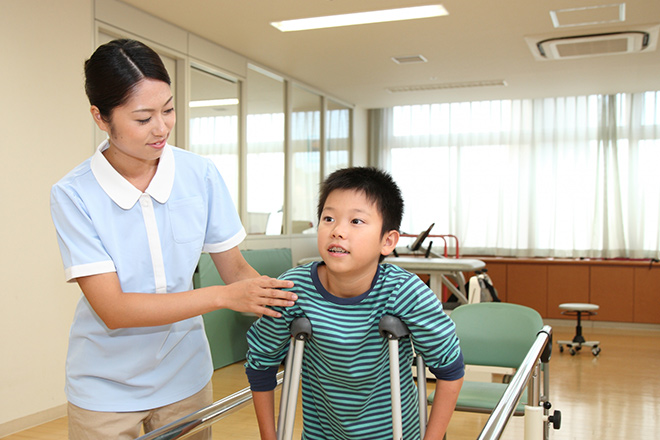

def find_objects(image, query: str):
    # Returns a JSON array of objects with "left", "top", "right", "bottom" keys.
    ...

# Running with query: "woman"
[{"left": 50, "top": 39, "right": 296, "bottom": 439}]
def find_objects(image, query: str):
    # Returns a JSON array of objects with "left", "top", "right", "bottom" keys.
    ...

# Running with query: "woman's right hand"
[{"left": 220, "top": 276, "right": 296, "bottom": 318}]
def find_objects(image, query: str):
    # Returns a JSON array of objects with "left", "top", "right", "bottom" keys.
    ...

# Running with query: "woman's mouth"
[{"left": 149, "top": 139, "right": 167, "bottom": 149}]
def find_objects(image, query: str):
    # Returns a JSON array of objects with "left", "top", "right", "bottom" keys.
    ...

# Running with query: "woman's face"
[{"left": 92, "top": 78, "right": 175, "bottom": 164}]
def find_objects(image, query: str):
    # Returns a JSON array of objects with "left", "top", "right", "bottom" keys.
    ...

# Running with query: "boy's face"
[{"left": 317, "top": 189, "right": 398, "bottom": 277}]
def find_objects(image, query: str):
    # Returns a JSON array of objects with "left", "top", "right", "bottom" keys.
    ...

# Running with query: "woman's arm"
[{"left": 76, "top": 247, "right": 295, "bottom": 329}]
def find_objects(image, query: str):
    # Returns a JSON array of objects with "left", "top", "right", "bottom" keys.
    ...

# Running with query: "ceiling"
[{"left": 118, "top": 0, "right": 660, "bottom": 109}]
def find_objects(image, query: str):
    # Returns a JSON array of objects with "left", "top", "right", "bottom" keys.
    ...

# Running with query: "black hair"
[
  {"left": 84, "top": 39, "right": 171, "bottom": 121},
  {"left": 317, "top": 166, "right": 404, "bottom": 238}
]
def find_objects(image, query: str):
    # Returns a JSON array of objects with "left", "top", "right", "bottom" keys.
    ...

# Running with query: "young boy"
[{"left": 245, "top": 167, "right": 464, "bottom": 439}]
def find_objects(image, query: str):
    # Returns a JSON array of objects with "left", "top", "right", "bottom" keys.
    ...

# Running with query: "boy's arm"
[
  {"left": 424, "top": 377, "right": 464, "bottom": 439},
  {"left": 253, "top": 390, "right": 278, "bottom": 440}
]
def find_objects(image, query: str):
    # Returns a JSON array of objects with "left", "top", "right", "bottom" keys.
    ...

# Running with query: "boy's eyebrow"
[
  {"left": 323, "top": 205, "right": 373, "bottom": 216},
  {"left": 132, "top": 96, "right": 174, "bottom": 113}
]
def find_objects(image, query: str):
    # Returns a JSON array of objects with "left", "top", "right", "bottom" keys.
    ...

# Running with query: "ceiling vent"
[
  {"left": 387, "top": 79, "right": 507, "bottom": 93},
  {"left": 392, "top": 54, "right": 428, "bottom": 64},
  {"left": 525, "top": 24, "right": 659, "bottom": 61}
]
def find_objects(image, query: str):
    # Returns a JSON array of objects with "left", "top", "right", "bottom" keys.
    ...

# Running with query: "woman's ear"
[
  {"left": 381, "top": 230, "right": 400, "bottom": 257},
  {"left": 90, "top": 106, "right": 109, "bottom": 133}
]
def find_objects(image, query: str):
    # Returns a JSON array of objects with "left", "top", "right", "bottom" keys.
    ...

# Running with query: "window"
[
  {"left": 375, "top": 92, "right": 660, "bottom": 259},
  {"left": 188, "top": 66, "right": 240, "bottom": 208},
  {"left": 246, "top": 66, "right": 285, "bottom": 235}
]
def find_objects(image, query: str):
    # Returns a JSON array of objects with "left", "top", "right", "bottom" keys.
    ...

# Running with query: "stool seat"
[{"left": 559, "top": 303, "right": 599, "bottom": 312}]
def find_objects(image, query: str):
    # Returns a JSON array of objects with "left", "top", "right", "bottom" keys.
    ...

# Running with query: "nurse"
[{"left": 50, "top": 39, "right": 296, "bottom": 439}]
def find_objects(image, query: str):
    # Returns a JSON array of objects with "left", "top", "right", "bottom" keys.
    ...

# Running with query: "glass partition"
[
  {"left": 325, "top": 99, "right": 351, "bottom": 176},
  {"left": 246, "top": 66, "right": 285, "bottom": 235},
  {"left": 291, "top": 85, "right": 321, "bottom": 234},
  {"left": 189, "top": 66, "right": 240, "bottom": 208}
]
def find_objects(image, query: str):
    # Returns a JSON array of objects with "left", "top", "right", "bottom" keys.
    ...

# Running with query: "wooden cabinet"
[
  {"left": 507, "top": 264, "right": 547, "bottom": 316},
  {"left": 474, "top": 257, "right": 660, "bottom": 324},
  {"left": 547, "top": 265, "right": 590, "bottom": 319},
  {"left": 590, "top": 266, "right": 634, "bottom": 322},
  {"left": 634, "top": 267, "right": 660, "bottom": 324}
]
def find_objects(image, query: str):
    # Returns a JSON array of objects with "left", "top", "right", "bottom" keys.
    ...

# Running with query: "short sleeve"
[
  {"left": 50, "top": 184, "right": 115, "bottom": 282},
  {"left": 201, "top": 160, "right": 246, "bottom": 253}
]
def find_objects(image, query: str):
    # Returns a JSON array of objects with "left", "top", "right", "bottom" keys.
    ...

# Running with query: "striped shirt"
[{"left": 245, "top": 262, "right": 464, "bottom": 440}]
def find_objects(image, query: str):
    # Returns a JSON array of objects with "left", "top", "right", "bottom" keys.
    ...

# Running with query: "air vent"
[
  {"left": 387, "top": 80, "right": 507, "bottom": 93},
  {"left": 526, "top": 25, "right": 660, "bottom": 61},
  {"left": 391, "top": 55, "right": 428, "bottom": 64}
]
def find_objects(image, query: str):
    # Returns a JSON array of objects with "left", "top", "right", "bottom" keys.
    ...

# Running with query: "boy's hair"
[{"left": 317, "top": 167, "right": 404, "bottom": 237}]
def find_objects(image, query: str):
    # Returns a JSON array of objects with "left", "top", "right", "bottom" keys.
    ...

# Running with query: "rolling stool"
[{"left": 557, "top": 303, "right": 601, "bottom": 356}]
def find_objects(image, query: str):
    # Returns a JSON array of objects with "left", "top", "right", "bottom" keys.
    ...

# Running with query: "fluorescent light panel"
[
  {"left": 189, "top": 99, "right": 239, "bottom": 108},
  {"left": 271, "top": 5, "right": 448, "bottom": 32}
]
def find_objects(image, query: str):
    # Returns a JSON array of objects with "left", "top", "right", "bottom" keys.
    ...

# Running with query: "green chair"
[
  {"left": 428, "top": 302, "right": 546, "bottom": 416},
  {"left": 194, "top": 248, "right": 293, "bottom": 369}
]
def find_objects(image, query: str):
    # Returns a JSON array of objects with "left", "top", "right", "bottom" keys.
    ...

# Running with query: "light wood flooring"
[{"left": 4, "top": 321, "right": 660, "bottom": 439}]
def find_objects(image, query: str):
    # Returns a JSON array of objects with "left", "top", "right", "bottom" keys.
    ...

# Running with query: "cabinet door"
[
  {"left": 507, "top": 264, "right": 547, "bottom": 317},
  {"left": 547, "top": 265, "right": 590, "bottom": 319},
  {"left": 590, "top": 266, "right": 634, "bottom": 322},
  {"left": 634, "top": 267, "right": 660, "bottom": 324}
]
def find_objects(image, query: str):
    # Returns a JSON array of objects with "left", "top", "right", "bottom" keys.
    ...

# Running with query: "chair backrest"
[{"left": 450, "top": 302, "right": 543, "bottom": 369}]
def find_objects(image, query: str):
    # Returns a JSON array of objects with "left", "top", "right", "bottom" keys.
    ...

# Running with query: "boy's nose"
[{"left": 331, "top": 224, "right": 345, "bottom": 239}]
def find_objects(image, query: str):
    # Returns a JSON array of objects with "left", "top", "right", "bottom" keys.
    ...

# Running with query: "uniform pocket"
[{"left": 168, "top": 196, "right": 206, "bottom": 243}]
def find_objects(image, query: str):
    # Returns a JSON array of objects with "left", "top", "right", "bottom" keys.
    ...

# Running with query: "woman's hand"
[{"left": 220, "top": 276, "right": 296, "bottom": 318}]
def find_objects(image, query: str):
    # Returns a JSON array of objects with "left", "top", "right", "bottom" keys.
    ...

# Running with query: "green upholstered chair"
[
  {"left": 194, "top": 248, "right": 293, "bottom": 369},
  {"left": 428, "top": 302, "right": 545, "bottom": 416}
]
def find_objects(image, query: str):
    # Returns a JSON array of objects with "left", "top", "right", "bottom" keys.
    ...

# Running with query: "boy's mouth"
[{"left": 328, "top": 246, "right": 349, "bottom": 254}]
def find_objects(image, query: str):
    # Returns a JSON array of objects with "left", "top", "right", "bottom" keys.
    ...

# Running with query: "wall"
[{"left": 0, "top": 0, "right": 94, "bottom": 434}]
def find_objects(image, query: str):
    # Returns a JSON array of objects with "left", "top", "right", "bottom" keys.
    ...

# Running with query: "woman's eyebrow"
[{"left": 132, "top": 96, "right": 174, "bottom": 113}]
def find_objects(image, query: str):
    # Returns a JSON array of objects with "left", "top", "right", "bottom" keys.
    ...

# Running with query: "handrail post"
[{"left": 477, "top": 326, "right": 554, "bottom": 440}]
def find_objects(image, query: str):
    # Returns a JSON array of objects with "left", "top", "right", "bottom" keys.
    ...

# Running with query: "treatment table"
[{"left": 298, "top": 255, "right": 485, "bottom": 305}]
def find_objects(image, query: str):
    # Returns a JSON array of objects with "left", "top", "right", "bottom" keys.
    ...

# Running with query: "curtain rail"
[
  {"left": 135, "top": 371, "right": 284, "bottom": 440},
  {"left": 477, "top": 325, "right": 553, "bottom": 440}
]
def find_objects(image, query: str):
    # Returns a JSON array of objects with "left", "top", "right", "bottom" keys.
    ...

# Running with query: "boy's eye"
[
  {"left": 351, "top": 218, "right": 365, "bottom": 225},
  {"left": 322, "top": 216, "right": 334, "bottom": 223}
]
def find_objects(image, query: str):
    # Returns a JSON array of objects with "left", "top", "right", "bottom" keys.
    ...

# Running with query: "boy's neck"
[{"left": 317, "top": 263, "right": 379, "bottom": 298}]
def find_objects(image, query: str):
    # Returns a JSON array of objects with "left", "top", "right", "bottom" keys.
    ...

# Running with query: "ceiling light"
[
  {"left": 271, "top": 5, "right": 449, "bottom": 32},
  {"left": 189, "top": 99, "right": 239, "bottom": 108}
]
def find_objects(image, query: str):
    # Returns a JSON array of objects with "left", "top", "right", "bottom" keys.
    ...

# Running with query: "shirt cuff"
[
  {"left": 245, "top": 365, "right": 280, "bottom": 392},
  {"left": 429, "top": 351, "right": 465, "bottom": 381}
]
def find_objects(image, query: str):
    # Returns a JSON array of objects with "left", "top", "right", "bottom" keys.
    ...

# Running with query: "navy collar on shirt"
[
  {"left": 311, "top": 261, "right": 382, "bottom": 305},
  {"left": 90, "top": 140, "right": 175, "bottom": 209}
]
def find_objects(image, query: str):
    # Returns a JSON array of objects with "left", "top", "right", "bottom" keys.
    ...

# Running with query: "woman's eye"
[
  {"left": 164, "top": 107, "right": 175, "bottom": 115},
  {"left": 137, "top": 118, "right": 151, "bottom": 124}
]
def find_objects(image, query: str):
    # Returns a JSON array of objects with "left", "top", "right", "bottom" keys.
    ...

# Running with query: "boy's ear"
[{"left": 381, "top": 230, "right": 400, "bottom": 257}]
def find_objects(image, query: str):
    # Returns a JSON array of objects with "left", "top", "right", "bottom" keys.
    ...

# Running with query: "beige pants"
[{"left": 67, "top": 381, "right": 213, "bottom": 440}]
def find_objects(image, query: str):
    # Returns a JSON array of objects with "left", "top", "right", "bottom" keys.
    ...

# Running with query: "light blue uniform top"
[{"left": 50, "top": 141, "right": 245, "bottom": 412}]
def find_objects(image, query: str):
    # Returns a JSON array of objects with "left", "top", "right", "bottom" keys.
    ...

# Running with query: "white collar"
[{"left": 90, "top": 140, "right": 175, "bottom": 209}]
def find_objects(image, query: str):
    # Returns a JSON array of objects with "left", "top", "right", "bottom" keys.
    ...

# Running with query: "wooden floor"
[{"left": 4, "top": 321, "right": 660, "bottom": 439}]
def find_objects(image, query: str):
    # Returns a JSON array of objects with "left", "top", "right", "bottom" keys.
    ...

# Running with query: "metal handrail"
[
  {"left": 477, "top": 325, "right": 553, "bottom": 440},
  {"left": 135, "top": 371, "right": 284, "bottom": 440}
]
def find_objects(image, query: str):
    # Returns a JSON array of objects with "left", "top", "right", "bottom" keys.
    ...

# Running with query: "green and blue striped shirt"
[{"left": 246, "top": 262, "right": 463, "bottom": 440}]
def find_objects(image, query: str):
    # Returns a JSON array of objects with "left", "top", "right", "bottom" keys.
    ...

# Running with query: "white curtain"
[{"left": 374, "top": 91, "right": 660, "bottom": 259}]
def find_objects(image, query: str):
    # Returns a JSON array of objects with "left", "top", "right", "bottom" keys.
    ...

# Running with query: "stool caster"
[{"left": 592, "top": 346, "right": 601, "bottom": 356}]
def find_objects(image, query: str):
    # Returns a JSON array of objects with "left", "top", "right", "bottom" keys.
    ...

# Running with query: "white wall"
[{"left": 0, "top": 0, "right": 94, "bottom": 434}]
